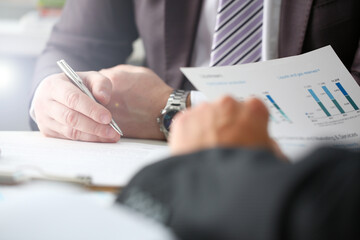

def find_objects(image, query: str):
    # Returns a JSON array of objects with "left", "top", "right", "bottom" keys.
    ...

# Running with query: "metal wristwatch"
[{"left": 157, "top": 90, "right": 189, "bottom": 139}]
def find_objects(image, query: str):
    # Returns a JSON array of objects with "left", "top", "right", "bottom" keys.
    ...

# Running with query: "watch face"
[{"left": 163, "top": 110, "right": 179, "bottom": 131}]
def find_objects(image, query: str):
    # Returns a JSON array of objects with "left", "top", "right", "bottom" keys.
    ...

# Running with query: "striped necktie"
[{"left": 210, "top": 0, "right": 264, "bottom": 67}]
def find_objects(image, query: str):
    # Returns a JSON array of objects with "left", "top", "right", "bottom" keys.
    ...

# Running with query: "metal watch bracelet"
[{"left": 157, "top": 90, "right": 189, "bottom": 139}]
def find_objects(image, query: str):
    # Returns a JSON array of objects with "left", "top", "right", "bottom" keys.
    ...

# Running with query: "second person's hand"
[{"left": 169, "top": 96, "right": 286, "bottom": 159}]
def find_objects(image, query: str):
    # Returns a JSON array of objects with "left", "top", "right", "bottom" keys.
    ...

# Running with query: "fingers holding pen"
[
  {"left": 46, "top": 101, "right": 119, "bottom": 140},
  {"left": 51, "top": 79, "right": 113, "bottom": 125},
  {"left": 39, "top": 118, "right": 119, "bottom": 143},
  {"left": 33, "top": 72, "right": 119, "bottom": 142},
  {"left": 78, "top": 71, "right": 113, "bottom": 105}
]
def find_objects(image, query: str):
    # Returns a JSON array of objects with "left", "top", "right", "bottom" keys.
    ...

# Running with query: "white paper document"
[
  {"left": 181, "top": 46, "right": 360, "bottom": 160},
  {"left": 0, "top": 132, "right": 169, "bottom": 186}
]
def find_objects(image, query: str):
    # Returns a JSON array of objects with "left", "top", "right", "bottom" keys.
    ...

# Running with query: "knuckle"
[
  {"left": 87, "top": 106, "right": 98, "bottom": 120},
  {"left": 220, "top": 96, "right": 237, "bottom": 113},
  {"left": 93, "top": 124, "right": 105, "bottom": 136},
  {"left": 66, "top": 91, "right": 81, "bottom": 109},
  {"left": 220, "top": 95, "right": 235, "bottom": 104},
  {"left": 66, "top": 128, "right": 81, "bottom": 140},
  {"left": 64, "top": 109, "right": 79, "bottom": 127}
]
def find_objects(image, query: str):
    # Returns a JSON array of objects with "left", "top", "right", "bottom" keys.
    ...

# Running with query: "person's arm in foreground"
[
  {"left": 117, "top": 96, "right": 360, "bottom": 240},
  {"left": 31, "top": 0, "right": 136, "bottom": 142},
  {"left": 31, "top": 0, "right": 174, "bottom": 142}
]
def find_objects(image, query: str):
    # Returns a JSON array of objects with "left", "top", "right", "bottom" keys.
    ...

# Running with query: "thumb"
[{"left": 79, "top": 71, "right": 113, "bottom": 105}]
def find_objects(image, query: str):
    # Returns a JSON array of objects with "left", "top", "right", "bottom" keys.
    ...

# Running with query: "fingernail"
[{"left": 101, "top": 114, "right": 111, "bottom": 124}]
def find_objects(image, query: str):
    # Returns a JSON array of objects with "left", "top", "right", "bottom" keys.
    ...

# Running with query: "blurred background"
[
  {"left": 0, "top": 0, "right": 63, "bottom": 130},
  {"left": 0, "top": 0, "right": 144, "bottom": 131}
]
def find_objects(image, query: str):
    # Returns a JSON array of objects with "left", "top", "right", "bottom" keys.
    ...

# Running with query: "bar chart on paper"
[
  {"left": 336, "top": 82, "right": 359, "bottom": 110},
  {"left": 181, "top": 46, "right": 360, "bottom": 159},
  {"left": 263, "top": 92, "right": 292, "bottom": 124},
  {"left": 305, "top": 79, "right": 360, "bottom": 126}
]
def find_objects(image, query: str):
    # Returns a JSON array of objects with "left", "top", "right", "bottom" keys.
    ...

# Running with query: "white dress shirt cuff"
[
  {"left": 29, "top": 79, "right": 48, "bottom": 123},
  {"left": 29, "top": 94, "right": 38, "bottom": 123},
  {"left": 190, "top": 91, "right": 209, "bottom": 107}
]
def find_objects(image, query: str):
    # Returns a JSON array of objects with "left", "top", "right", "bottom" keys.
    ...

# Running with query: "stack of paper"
[{"left": 181, "top": 46, "right": 360, "bottom": 160}]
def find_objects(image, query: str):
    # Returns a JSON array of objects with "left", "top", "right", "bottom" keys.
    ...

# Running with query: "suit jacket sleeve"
[
  {"left": 117, "top": 147, "right": 360, "bottom": 240},
  {"left": 31, "top": 0, "right": 138, "bottom": 96},
  {"left": 349, "top": 0, "right": 360, "bottom": 84},
  {"left": 351, "top": 39, "right": 360, "bottom": 84}
]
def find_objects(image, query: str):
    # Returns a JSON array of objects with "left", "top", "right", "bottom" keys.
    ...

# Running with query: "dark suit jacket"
[
  {"left": 32, "top": 0, "right": 360, "bottom": 95},
  {"left": 117, "top": 147, "right": 360, "bottom": 240}
]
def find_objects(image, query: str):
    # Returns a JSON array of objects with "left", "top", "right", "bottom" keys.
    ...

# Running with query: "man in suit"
[
  {"left": 30, "top": 0, "right": 360, "bottom": 142},
  {"left": 117, "top": 96, "right": 360, "bottom": 240}
]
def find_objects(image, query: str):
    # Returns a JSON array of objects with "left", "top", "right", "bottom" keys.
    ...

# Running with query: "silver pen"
[{"left": 57, "top": 59, "right": 123, "bottom": 136}]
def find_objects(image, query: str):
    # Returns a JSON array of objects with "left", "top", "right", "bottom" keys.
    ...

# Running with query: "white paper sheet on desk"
[
  {"left": 181, "top": 46, "right": 360, "bottom": 160},
  {"left": 0, "top": 132, "right": 169, "bottom": 186}
]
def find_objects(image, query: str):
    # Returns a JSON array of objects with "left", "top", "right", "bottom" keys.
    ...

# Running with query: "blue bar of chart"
[
  {"left": 265, "top": 95, "right": 291, "bottom": 122},
  {"left": 335, "top": 82, "right": 359, "bottom": 110},
  {"left": 322, "top": 86, "right": 345, "bottom": 114},
  {"left": 308, "top": 89, "right": 331, "bottom": 117}
]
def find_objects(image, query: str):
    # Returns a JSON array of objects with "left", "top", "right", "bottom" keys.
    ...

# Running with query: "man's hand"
[
  {"left": 169, "top": 96, "right": 284, "bottom": 158},
  {"left": 100, "top": 65, "right": 173, "bottom": 140},
  {"left": 33, "top": 72, "right": 120, "bottom": 142},
  {"left": 34, "top": 65, "right": 173, "bottom": 142}
]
